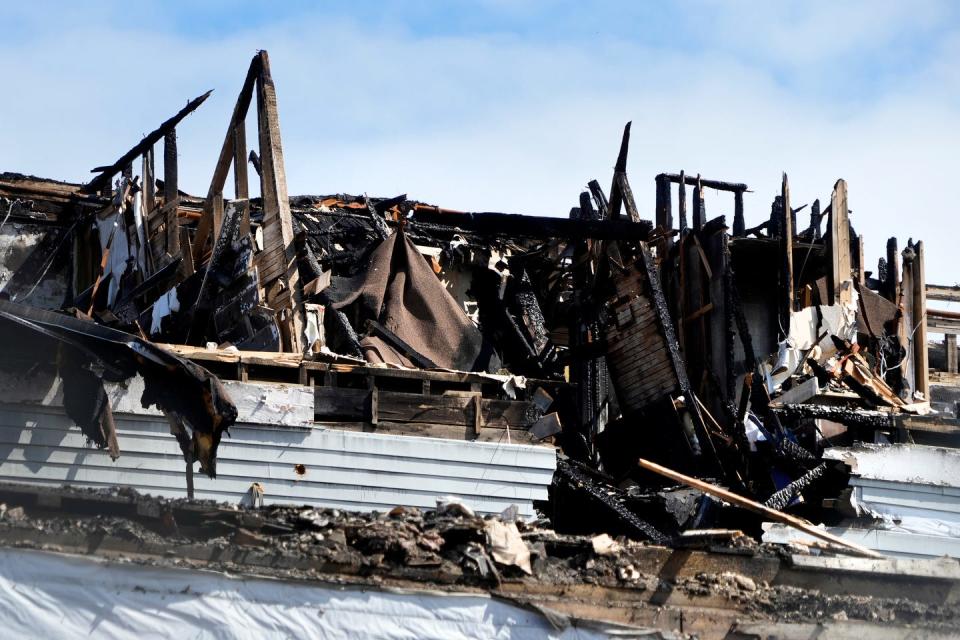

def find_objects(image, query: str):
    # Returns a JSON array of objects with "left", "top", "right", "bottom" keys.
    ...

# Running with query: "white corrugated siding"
[{"left": 0, "top": 404, "right": 556, "bottom": 517}]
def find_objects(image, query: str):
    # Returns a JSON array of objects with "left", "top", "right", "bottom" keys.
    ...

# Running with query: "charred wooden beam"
[
  {"left": 655, "top": 174, "right": 672, "bottom": 231},
  {"left": 772, "top": 403, "right": 896, "bottom": 431},
  {"left": 163, "top": 130, "right": 180, "bottom": 257},
  {"left": 677, "top": 170, "right": 688, "bottom": 231},
  {"left": 85, "top": 91, "right": 212, "bottom": 194},
  {"left": 410, "top": 208, "right": 652, "bottom": 240},
  {"left": 926, "top": 283, "right": 960, "bottom": 302},
  {"left": 248, "top": 150, "right": 262, "bottom": 177},
  {"left": 587, "top": 180, "right": 609, "bottom": 219},
  {"left": 732, "top": 190, "right": 745, "bottom": 237},
  {"left": 364, "top": 195, "right": 391, "bottom": 240},
  {"left": 366, "top": 319, "right": 437, "bottom": 370},
  {"left": 763, "top": 463, "right": 829, "bottom": 511},
  {"left": 656, "top": 173, "right": 748, "bottom": 193}
]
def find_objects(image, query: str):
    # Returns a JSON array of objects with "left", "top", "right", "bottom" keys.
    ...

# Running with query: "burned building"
[{"left": 0, "top": 50, "right": 959, "bottom": 637}]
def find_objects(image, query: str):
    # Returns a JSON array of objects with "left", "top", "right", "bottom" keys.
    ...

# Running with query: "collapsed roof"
[{"left": 0, "top": 49, "right": 955, "bottom": 566}]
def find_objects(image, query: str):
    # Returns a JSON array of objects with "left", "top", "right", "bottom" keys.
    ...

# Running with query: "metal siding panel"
[{"left": 0, "top": 404, "right": 556, "bottom": 517}]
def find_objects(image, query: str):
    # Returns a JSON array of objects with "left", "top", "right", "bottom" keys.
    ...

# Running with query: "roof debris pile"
[
  {"left": 0, "top": 48, "right": 958, "bottom": 577},
  {"left": 0, "top": 482, "right": 956, "bottom": 637}
]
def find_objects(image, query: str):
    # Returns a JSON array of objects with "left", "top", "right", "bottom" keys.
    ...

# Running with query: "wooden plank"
[
  {"left": 828, "top": 179, "right": 851, "bottom": 303},
  {"left": 254, "top": 50, "right": 303, "bottom": 353},
  {"left": 855, "top": 234, "right": 865, "bottom": 285},
  {"left": 913, "top": 241, "right": 929, "bottom": 399},
  {"left": 233, "top": 119, "right": 250, "bottom": 237},
  {"left": 85, "top": 91, "right": 211, "bottom": 194},
  {"left": 927, "top": 284, "right": 960, "bottom": 303},
  {"left": 212, "top": 192, "right": 224, "bottom": 243},
  {"left": 314, "top": 388, "right": 537, "bottom": 428},
  {"left": 194, "top": 55, "right": 261, "bottom": 261},
  {"left": 779, "top": 172, "right": 794, "bottom": 335},
  {"left": 321, "top": 420, "right": 539, "bottom": 446},
  {"left": 635, "top": 457, "right": 883, "bottom": 559}
]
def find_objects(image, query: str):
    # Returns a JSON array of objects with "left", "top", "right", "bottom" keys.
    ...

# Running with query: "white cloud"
[{"left": 0, "top": 3, "right": 958, "bottom": 285}]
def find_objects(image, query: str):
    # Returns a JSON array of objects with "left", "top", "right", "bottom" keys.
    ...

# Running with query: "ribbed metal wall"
[{"left": 0, "top": 404, "right": 556, "bottom": 517}]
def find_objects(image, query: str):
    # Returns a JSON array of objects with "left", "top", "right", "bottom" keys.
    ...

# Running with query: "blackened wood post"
[
  {"left": 164, "top": 129, "right": 180, "bottom": 256},
  {"left": 655, "top": 174, "right": 672, "bottom": 231},
  {"left": 947, "top": 333, "right": 957, "bottom": 374},
  {"left": 587, "top": 180, "right": 608, "bottom": 219},
  {"left": 692, "top": 175, "right": 705, "bottom": 231},
  {"left": 579, "top": 191, "right": 595, "bottom": 220},
  {"left": 809, "top": 198, "right": 821, "bottom": 240},
  {"left": 733, "top": 189, "right": 745, "bottom": 237},
  {"left": 163, "top": 130, "right": 178, "bottom": 202},
  {"left": 678, "top": 170, "right": 688, "bottom": 231},
  {"left": 886, "top": 237, "right": 900, "bottom": 303},
  {"left": 779, "top": 172, "right": 795, "bottom": 336}
]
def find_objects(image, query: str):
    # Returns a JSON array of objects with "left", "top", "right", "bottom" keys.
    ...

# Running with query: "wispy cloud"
[{"left": 1, "top": 1, "right": 958, "bottom": 285}]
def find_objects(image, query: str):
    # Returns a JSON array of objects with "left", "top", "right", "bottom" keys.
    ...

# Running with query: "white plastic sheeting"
[
  {"left": 0, "top": 549, "right": 642, "bottom": 639},
  {"left": 767, "top": 282, "right": 859, "bottom": 391}
]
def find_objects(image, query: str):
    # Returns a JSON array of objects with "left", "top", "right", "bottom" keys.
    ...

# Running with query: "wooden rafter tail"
[{"left": 84, "top": 90, "right": 212, "bottom": 194}]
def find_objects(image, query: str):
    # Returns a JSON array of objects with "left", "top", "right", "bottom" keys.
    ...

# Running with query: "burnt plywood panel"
[{"left": 605, "top": 253, "right": 680, "bottom": 413}]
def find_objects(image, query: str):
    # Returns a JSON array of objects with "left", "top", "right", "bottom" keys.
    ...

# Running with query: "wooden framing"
[{"left": 193, "top": 51, "right": 304, "bottom": 353}]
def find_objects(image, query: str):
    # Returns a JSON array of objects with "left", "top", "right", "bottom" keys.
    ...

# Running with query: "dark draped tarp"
[{"left": 330, "top": 230, "right": 491, "bottom": 372}]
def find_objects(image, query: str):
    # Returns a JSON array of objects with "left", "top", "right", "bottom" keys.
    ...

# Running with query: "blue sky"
[{"left": 2, "top": 1, "right": 959, "bottom": 287}]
